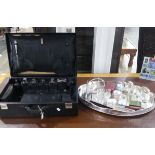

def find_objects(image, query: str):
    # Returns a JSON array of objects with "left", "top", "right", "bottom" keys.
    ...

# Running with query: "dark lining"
[{"left": 6, "top": 33, "right": 76, "bottom": 77}]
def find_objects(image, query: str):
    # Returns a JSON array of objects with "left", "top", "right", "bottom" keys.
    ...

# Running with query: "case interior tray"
[{"left": 0, "top": 77, "right": 76, "bottom": 104}]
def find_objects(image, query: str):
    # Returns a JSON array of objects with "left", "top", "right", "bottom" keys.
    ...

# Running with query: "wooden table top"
[{"left": 1, "top": 73, "right": 155, "bottom": 128}]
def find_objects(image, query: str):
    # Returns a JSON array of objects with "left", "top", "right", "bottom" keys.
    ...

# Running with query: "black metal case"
[{"left": 0, "top": 33, "right": 78, "bottom": 118}]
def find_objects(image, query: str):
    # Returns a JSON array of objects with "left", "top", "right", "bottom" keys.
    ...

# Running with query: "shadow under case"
[{"left": 0, "top": 33, "right": 78, "bottom": 118}]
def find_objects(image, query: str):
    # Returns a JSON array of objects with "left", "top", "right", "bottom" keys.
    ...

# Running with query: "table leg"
[{"left": 128, "top": 53, "right": 136, "bottom": 67}]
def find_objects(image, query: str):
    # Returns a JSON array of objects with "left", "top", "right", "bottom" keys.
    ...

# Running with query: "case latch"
[
  {"left": 0, "top": 104, "right": 8, "bottom": 110},
  {"left": 65, "top": 103, "right": 72, "bottom": 109}
]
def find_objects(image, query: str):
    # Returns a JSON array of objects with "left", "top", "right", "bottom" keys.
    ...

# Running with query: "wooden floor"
[
  {"left": 0, "top": 73, "right": 140, "bottom": 84},
  {"left": 77, "top": 73, "right": 139, "bottom": 77},
  {"left": 0, "top": 37, "right": 9, "bottom": 74}
]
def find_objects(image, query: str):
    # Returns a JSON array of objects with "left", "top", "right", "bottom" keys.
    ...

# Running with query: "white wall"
[
  {"left": 124, "top": 27, "right": 139, "bottom": 49},
  {"left": 56, "top": 27, "right": 75, "bottom": 33},
  {"left": 92, "top": 27, "right": 116, "bottom": 73}
]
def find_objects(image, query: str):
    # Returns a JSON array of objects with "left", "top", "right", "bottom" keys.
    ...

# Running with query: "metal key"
[{"left": 38, "top": 105, "right": 44, "bottom": 120}]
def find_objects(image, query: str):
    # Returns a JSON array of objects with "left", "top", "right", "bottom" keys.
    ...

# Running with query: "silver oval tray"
[{"left": 78, "top": 84, "right": 155, "bottom": 117}]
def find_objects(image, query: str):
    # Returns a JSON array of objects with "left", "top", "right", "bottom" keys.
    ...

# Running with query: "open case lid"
[{"left": 6, "top": 33, "right": 77, "bottom": 77}]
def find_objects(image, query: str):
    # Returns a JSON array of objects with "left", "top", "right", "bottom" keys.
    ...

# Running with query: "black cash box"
[{"left": 0, "top": 33, "right": 78, "bottom": 118}]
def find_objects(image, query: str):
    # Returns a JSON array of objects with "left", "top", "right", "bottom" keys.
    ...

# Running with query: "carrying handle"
[
  {"left": 25, "top": 105, "right": 40, "bottom": 114},
  {"left": 24, "top": 105, "right": 48, "bottom": 120}
]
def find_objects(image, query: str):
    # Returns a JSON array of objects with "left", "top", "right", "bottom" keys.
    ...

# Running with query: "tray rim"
[{"left": 78, "top": 84, "right": 155, "bottom": 117}]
